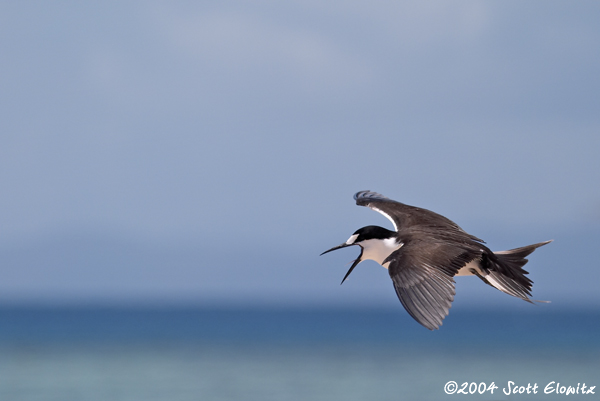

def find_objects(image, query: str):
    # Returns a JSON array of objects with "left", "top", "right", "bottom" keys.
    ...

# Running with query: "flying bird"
[{"left": 321, "top": 191, "right": 551, "bottom": 330}]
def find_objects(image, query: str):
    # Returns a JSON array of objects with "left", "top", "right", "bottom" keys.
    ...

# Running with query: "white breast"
[{"left": 360, "top": 238, "right": 403, "bottom": 268}]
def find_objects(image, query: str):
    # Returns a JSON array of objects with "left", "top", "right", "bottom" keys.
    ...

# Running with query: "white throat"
[{"left": 359, "top": 238, "right": 403, "bottom": 268}]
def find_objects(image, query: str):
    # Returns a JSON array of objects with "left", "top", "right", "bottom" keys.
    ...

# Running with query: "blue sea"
[{"left": 0, "top": 306, "right": 598, "bottom": 401}]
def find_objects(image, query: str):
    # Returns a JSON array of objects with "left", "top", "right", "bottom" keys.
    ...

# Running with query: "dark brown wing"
[
  {"left": 385, "top": 240, "right": 477, "bottom": 330},
  {"left": 354, "top": 190, "right": 484, "bottom": 244}
]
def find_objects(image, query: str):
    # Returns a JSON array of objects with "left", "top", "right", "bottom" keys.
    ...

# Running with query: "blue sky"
[{"left": 0, "top": 1, "right": 598, "bottom": 307}]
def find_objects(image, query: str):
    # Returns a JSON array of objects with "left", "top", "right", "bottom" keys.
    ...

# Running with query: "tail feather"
[
  {"left": 480, "top": 240, "right": 552, "bottom": 302},
  {"left": 486, "top": 271, "right": 533, "bottom": 301}
]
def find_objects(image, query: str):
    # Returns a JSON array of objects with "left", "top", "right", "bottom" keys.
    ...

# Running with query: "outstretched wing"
[
  {"left": 354, "top": 190, "right": 484, "bottom": 243},
  {"left": 385, "top": 241, "right": 476, "bottom": 330},
  {"left": 354, "top": 190, "right": 401, "bottom": 230}
]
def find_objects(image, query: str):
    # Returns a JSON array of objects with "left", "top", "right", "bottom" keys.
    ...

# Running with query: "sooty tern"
[{"left": 321, "top": 191, "right": 551, "bottom": 330}]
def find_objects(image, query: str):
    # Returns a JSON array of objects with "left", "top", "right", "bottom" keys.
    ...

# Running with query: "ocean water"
[{"left": 0, "top": 307, "right": 598, "bottom": 401}]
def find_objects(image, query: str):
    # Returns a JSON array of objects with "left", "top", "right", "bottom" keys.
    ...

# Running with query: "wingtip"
[
  {"left": 353, "top": 190, "right": 370, "bottom": 201},
  {"left": 354, "top": 191, "right": 392, "bottom": 208}
]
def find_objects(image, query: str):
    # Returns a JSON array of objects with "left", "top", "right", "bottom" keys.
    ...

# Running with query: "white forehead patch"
[{"left": 345, "top": 234, "right": 359, "bottom": 245}]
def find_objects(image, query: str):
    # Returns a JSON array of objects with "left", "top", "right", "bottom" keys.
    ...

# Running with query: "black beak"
[
  {"left": 320, "top": 242, "right": 352, "bottom": 256},
  {"left": 340, "top": 249, "right": 363, "bottom": 285},
  {"left": 320, "top": 243, "right": 363, "bottom": 285}
]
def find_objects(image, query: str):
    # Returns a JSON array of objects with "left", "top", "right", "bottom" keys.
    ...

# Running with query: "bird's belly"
[{"left": 455, "top": 260, "right": 482, "bottom": 276}]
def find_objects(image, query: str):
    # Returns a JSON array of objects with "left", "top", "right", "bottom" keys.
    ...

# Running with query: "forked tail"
[{"left": 480, "top": 240, "right": 552, "bottom": 302}]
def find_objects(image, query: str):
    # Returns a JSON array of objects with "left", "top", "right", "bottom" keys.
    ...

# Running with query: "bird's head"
[{"left": 321, "top": 225, "right": 396, "bottom": 284}]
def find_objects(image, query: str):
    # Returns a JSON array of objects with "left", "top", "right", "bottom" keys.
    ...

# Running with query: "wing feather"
[
  {"left": 386, "top": 241, "right": 477, "bottom": 330},
  {"left": 354, "top": 190, "right": 484, "bottom": 244}
]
